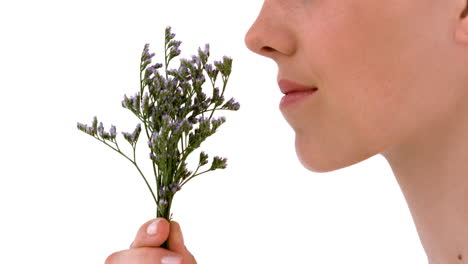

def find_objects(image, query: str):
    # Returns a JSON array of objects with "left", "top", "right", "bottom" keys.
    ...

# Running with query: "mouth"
[
  {"left": 278, "top": 79, "right": 318, "bottom": 95},
  {"left": 285, "top": 87, "right": 319, "bottom": 95},
  {"left": 279, "top": 88, "right": 318, "bottom": 109}
]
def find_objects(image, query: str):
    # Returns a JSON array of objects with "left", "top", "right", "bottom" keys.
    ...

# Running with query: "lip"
[
  {"left": 279, "top": 90, "right": 317, "bottom": 109},
  {"left": 278, "top": 79, "right": 318, "bottom": 95}
]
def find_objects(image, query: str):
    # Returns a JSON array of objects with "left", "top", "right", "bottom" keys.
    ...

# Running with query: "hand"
[{"left": 105, "top": 218, "right": 197, "bottom": 264}]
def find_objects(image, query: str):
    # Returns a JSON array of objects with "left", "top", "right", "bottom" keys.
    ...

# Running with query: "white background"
[{"left": 0, "top": 0, "right": 427, "bottom": 263}]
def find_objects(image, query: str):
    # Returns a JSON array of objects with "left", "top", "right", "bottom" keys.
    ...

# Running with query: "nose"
[
  {"left": 244, "top": 21, "right": 275, "bottom": 58},
  {"left": 244, "top": 2, "right": 295, "bottom": 60}
]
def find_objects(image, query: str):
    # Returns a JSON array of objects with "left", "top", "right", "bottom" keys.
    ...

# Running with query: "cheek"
[
  {"left": 295, "top": 1, "right": 463, "bottom": 171},
  {"left": 292, "top": 89, "right": 409, "bottom": 173},
  {"left": 294, "top": 30, "right": 411, "bottom": 170}
]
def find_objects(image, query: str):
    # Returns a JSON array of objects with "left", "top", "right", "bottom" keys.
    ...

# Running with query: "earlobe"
[{"left": 455, "top": 0, "right": 468, "bottom": 43}]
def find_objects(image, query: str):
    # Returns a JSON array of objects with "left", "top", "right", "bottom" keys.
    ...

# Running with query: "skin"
[
  {"left": 105, "top": 219, "right": 197, "bottom": 264},
  {"left": 245, "top": 0, "right": 468, "bottom": 263},
  {"left": 106, "top": 0, "right": 468, "bottom": 263}
]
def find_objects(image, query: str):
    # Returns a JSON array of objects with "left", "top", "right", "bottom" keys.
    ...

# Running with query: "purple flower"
[
  {"left": 211, "top": 117, "right": 226, "bottom": 129},
  {"left": 178, "top": 65, "right": 188, "bottom": 76},
  {"left": 92, "top": 116, "right": 98, "bottom": 128},
  {"left": 214, "top": 60, "right": 223, "bottom": 72},
  {"left": 150, "top": 152, "right": 160, "bottom": 162},
  {"left": 191, "top": 55, "right": 201, "bottom": 66},
  {"left": 77, "top": 122, "right": 87, "bottom": 131},
  {"left": 86, "top": 126, "right": 94, "bottom": 135},
  {"left": 133, "top": 124, "right": 141, "bottom": 137},
  {"left": 212, "top": 87, "right": 221, "bottom": 103},
  {"left": 168, "top": 40, "right": 182, "bottom": 59},
  {"left": 143, "top": 50, "right": 150, "bottom": 59},
  {"left": 211, "top": 156, "right": 228, "bottom": 170},
  {"left": 172, "top": 40, "right": 181, "bottom": 48},
  {"left": 198, "top": 116, "right": 208, "bottom": 124},
  {"left": 132, "top": 93, "right": 139, "bottom": 111},
  {"left": 199, "top": 151, "right": 208, "bottom": 166},
  {"left": 151, "top": 131, "right": 160, "bottom": 141},
  {"left": 162, "top": 114, "right": 170, "bottom": 124},
  {"left": 142, "top": 92, "right": 149, "bottom": 112},
  {"left": 171, "top": 183, "right": 181, "bottom": 193},
  {"left": 170, "top": 48, "right": 181, "bottom": 58},
  {"left": 198, "top": 43, "right": 210, "bottom": 64},
  {"left": 109, "top": 125, "right": 116, "bottom": 138},
  {"left": 222, "top": 97, "right": 240, "bottom": 111},
  {"left": 204, "top": 63, "right": 213, "bottom": 73},
  {"left": 165, "top": 26, "right": 175, "bottom": 39},
  {"left": 122, "top": 94, "right": 131, "bottom": 109},
  {"left": 146, "top": 67, "right": 155, "bottom": 75},
  {"left": 122, "top": 123, "right": 142, "bottom": 145},
  {"left": 98, "top": 122, "right": 104, "bottom": 137},
  {"left": 173, "top": 121, "right": 183, "bottom": 134},
  {"left": 159, "top": 198, "right": 168, "bottom": 205},
  {"left": 195, "top": 75, "right": 205, "bottom": 84}
]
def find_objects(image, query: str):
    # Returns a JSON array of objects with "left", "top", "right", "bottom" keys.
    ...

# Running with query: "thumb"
[{"left": 130, "top": 218, "right": 170, "bottom": 249}]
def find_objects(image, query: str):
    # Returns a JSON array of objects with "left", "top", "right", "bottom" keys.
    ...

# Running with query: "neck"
[{"left": 382, "top": 102, "right": 468, "bottom": 264}]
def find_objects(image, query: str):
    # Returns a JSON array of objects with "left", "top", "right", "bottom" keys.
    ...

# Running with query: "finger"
[
  {"left": 167, "top": 221, "right": 185, "bottom": 253},
  {"left": 105, "top": 247, "right": 183, "bottom": 264},
  {"left": 168, "top": 221, "right": 197, "bottom": 263},
  {"left": 130, "top": 218, "right": 170, "bottom": 249}
]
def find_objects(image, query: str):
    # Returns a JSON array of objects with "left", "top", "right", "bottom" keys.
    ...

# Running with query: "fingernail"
[
  {"left": 146, "top": 219, "right": 162, "bottom": 235},
  {"left": 161, "top": 255, "right": 182, "bottom": 264}
]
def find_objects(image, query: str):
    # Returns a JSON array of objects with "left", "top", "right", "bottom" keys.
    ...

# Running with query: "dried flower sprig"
[{"left": 77, "top": 26, "right": 239, "bottom": 231}]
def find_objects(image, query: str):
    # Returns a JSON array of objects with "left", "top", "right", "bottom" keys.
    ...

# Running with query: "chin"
[
  {"left": 294, "top": 134, "right": 376, "bottom": 173},
  {"left": 294, "top": 136, "right": 339, "bottom": 173}
]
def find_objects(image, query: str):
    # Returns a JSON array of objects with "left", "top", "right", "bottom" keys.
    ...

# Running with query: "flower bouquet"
[{"left": 77, "top": 26, "right": 240, "bottom": 248}]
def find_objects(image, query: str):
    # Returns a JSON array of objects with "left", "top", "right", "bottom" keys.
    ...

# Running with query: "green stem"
[
  {"left": 200, "top": 107, "right": 232, "bottom": 113},
  {"left": 92, "top": 136, "right": 158, "bottom": 205},
  {"left": 173, "top": 150, "right": 191, "bottom": 179},
  {"left": 164, "top": 44, "right": 168, "bottom": 80},
  {"left": 208, "top": 75, "right": 229, "bottom": 121},
  {"left": 160, "top": 198, "right": 171, "bottom": 249},
  {"left": 161, "top": 239, "right": 169, "bottom": 250},
  {"left": 180, "top": 168, "right": 211, "bottom": 188},
  {"left": 140, "top": 69, "right": 160, "bottom": 188},
  {"left": 180, "top": 131, "right": 185, "bottom": 152}
]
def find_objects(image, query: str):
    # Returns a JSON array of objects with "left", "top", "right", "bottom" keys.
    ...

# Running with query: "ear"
[{"left": 455, "top": 0, "right": 468, "bottom": 43}]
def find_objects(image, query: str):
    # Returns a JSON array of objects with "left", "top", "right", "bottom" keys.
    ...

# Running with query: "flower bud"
[
  {"left": 109, "top": 125, "right": 117, "bottom": 139},
  {"left": 199, "top": 151, "right": 209, "bottom": 166},
  {"left": 211, "top": 156, "right": 228, "bottom": 170},
  {"left": 98, "top": 121, "right": 103, "bottom": 131},
  {"left": 159, "top": 198, "right": 168, "bottom": 206}
]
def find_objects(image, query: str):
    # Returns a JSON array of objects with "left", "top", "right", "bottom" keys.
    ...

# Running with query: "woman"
[{"left": 105, "top": 0, "right": 468, "bottom": 263}]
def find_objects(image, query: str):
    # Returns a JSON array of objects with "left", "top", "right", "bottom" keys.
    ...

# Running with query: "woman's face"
[{"left": 245, "top": 0, "right": 468, "bottom": 172}]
